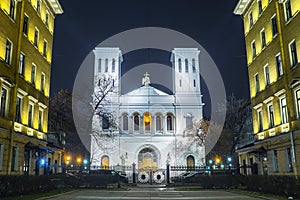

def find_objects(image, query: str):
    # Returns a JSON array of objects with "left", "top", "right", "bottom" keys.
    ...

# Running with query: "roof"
[{"left": 125, "top": 85, "right": 169, "bottom": 96}]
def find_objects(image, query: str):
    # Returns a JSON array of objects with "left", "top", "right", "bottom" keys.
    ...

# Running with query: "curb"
[
  {"left": 227, "top": 189, "right": 280, "bottom": 200},
  {"left": 35, "top": 189, "right": 79, "bottom": 200}
]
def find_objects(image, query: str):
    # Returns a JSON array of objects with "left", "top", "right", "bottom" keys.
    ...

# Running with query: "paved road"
[{"left": 43, "top": 186, "right": 275, "bottom": 200}]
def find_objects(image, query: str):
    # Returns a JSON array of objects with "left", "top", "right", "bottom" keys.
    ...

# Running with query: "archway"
[
  {"left": 187, "top": 155, "right": 195, "bottom": 168},
  {"left": 138, "top": 147, "right": 158, "bottom": 171},
  {"left": 101, "top": 155, "right": 109, "bottom": 169}
]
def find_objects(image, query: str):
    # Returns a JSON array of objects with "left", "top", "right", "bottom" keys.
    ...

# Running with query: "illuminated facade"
[
  {"left": 0, "top": 0, "right": 63, "bottom": 175},
  {"left": 90, "top": 48, "right": 205, "bottom": 174},
  {"left": 234, "top": 0, "right": 300, "bottom": 176}
]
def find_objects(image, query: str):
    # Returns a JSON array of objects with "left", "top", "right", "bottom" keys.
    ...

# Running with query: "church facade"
[{"left": 90, "top": 47, "right": 205, "bottom": 176}]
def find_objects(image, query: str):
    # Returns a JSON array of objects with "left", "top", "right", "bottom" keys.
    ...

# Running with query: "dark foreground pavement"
[{"left": 40, "top": 186, "right": 277, "bottom": 200}]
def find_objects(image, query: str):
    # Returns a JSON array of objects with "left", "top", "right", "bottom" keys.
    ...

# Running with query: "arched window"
[
  {"left": 134, "top": 115, "right": 139, "bottom": 131},
  {"left": 144, "top": 112, "right": 151, "bottom": 131},
  {"left": 112, "top": 58, "right": 115, "bottom": 72},
  {"left": 167, "top": 115, "right": 173, "bottom": 131},
  {"left": 101, "top": 155, "right": 109, "bottom": 169},
  {"left": 185, "top": 58, "right": 189, "bottom": 72},
  {"left": 192, "top": 58, "right": 196, "bottom": 73},
  {"left": 123, "top": 114, "right": 128, "bottom": 131},
  {"left": 178, "top": 58, "right": 182, "bottom": 72},
  {"left": 156, "top": 115, "right": 162, "bottom": 131}
]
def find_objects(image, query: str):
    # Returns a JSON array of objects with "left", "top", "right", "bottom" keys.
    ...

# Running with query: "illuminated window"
[
  {"left": 167, "top": 115, "right": 174, "bottom": 131},
  {"left": 28, "top": 103, "right": 34, "bottom": 127},
  {"left": 41, "top": 73, "right": 45, "bottom": 93},
  {"left": 155, "top": 115, "right": 162, "bottom": 131},
  {"left": 255, "top": 73, "right": 260, "bottom": 94},
  {"left": 286, "top": 148, "right": 293, "bottom": 172},
  {"left": 280, "top": 97, "right": 288, "bottom": 124},
  {"left": 144, "top": 113, "right": 151, "bottom": 131},
  {"left": 105, "top": 59, "right": 108, "bottom": 73},
  {"left": 249, "top": 12, "right": 253, "bottom": 28},
  {"left": 275, "top": 54, "right": 283, "bottom": 77},
  {"left": 273, "top": 150, "right": 279, "bottom": 172},
  {"left": 178, "top": 58, "right": 182, "bottom": 72},
  {"left": 19, "top": 53, "right": 25, "bottom": 75},
  {"left": 38, "top": 109, "right": 43, "bottom": 131},
  {"left": 98, "top": 59, "right": 101, "bottom": 73},
  {"left": 23, "top": 15, "right": 29, "bottom": 36},
  {"left": 101, "top": 155, "right": 109, "bottom": 169},
  {"left": 268, "top": 104, "right": 274, "bottom": 128},
  {"left": 34, "top": 28, "right": 39, "bottom": 47},
  {"left": 185, "top": 59, "right": 189, "bottom": 72},
  {"left": 258, "top": 110, "right": 263, "bottom": 132},
  {"left": 134, "top": 115, "right": 139, "bottom": 131},
  {"left": 0, "top": 86, "right": 9, "bottom": 118},
  {"left": 9, "top": 0, "right": 16, "bottom": 19},
  {"left": 0, "top": 144, "right": 4, "bottom": 171},
  {"left": 15, "top": 96, "right": 23, "bottom": 123},
  {"left": 258, "top": 0, "right": 263, "bottom": 15},
  {"left": 122, "top": 114, "right": 128, "bottom": 131},
  {"left": 260, "top": 29, "right": 266, "bottom": 49},
  {"left": 5, "top": 39, "right": 12, "bottom": 65},
  {"left": 251, "top": 41, "right": 256, "bottom": 59},
  {"left": 264, "top": 65, "right": 270, "bottom": 86},
  {"left": 43, "top": 40, "right": 47, "bottom": 58},
  {"left": 284, "top": 0, "right": 292, "bottom": 22},
  {"left": 192, "top": 59, "right": 196, "bottom": 73},
  {"left": 271, "top": 15, "right": 278, "bottom": 37},
  {"left": 295, "top": 89, "right": 300, "bottom": 118},
  {"left": 31, "top": 64, "right": 36, "bottom": 85},
  {"left": 112, "top": 59, "right": 115, "bottom": 72},
  {"left": 289, "top": 40, "right": 298, "bottom": 67},
  {"left": 11, "top": 147, "right": 18, "bottom": 171}
]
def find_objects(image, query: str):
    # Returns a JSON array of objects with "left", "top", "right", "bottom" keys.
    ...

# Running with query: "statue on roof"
[{"left": 142, "top": 72, "right": 150, "bottom": 87}]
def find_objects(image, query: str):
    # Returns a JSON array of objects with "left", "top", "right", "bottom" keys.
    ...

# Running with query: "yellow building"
[
  {"left": 234, "top": 0, "right": 300, "bottom": 176},
  {"left": 0, "top": 0, "right": 63, "bottom": 175}
]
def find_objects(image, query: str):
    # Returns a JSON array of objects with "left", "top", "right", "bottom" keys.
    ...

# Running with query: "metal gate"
[{"left": 137, "top": 167, "right": 166, "bottom": 184}]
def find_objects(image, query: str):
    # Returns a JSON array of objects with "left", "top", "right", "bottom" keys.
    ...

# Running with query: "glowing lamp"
[
  {"left": 76, "top": 157, "right": 82, "bottom": 164},
  {"left": 144, "top": 116, "right": 151, "bottom": 123}
]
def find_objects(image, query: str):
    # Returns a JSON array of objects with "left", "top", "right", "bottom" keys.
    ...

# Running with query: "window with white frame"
[
  {"left": 275, "top": 53, "right": 283, "bottom": 77},
  {"left": 11, "top": 146, "right": 18, "bottom": 171},
  {"left": 280, "top": 97, "right": 288, "bottom": 124},
  {"left": 249, "top": 11, "right": 254, "bottom": 28},
  {"left": 252, "top": 41, "right": 256, "bottom": 59},
  {"left": 133, "top": 114, "right": 139, "bottom": 131},
  {"left": 112, "top": 59, "right": 115, "bottom": 73},
  {"left": 9, "top": 0, "right": 16, "bottom": 19},
  {"left": 23, "top": 15, "right": 29, "bottom": 36},
  {"left": 289, "top": 40, "right": 298, "bottom": 67},
  {"left": 0, "top": 86, "right": 10, "bottom": 118},
  {"left": 260, "top": 29, "right": 266, "bottom": 49},
  {"left": 271, "top": 15, "right": 278, "bottom": 37},
  {"left": 192, "top": 59, "right": 196, "bottom": 73},
  {"left": 122, "top": 114, "right": 128, "bottom": 131},
  {"left": 286, "top": 148, "right": 293, "bottom": 172},
  {"left": 258, "top": 0, "right": 263, "bottom": 15},
  {"left": 255, "top": 73, "right": 260, "bottom": 94},
  {"left": 295, "top": 89, "right": 300, "bottom": 118},
  {"left": 45, "top": 11, "right": 49, "bottom": 27},
  {"left": 5, "top": 39, "right": 13, "bottom": 65},
  {"left": 284, "top": 0, "right": 292, "bottom": 22},
  {"left": 0, "top": 144, "right": 4, "bottom": 171},
  {"left": 186, "top": 114, "right": 193, "bottom": 130},
  {"left": 178, "top": 58, "right": 182, "bottom": 72},
  {"left": 155, "top": 115, "right": 162, "bottom": 131},
  {"left": 31, "top": 64, "right": 36, "bottom": 85},
  {"left": 98, "top": 59, "right": 101, "bottom": 73},
  {"left": 273, "top": 149, "right": 279, "bottom": 172},
  {"left": 43, "top": 40, "right": 47, "bottom": 58},
  {"left": 258, "top": 109, "right": 263, "bottom": 132},
  {"left": 264, "top": 64, "right": 270, "bottom": 86},
  {"left": 105, "top": 58, "right": 108, "bottom": 73},
  {"left": 185, "top": 58, "right": 189, "bottom": 72},
  {"left": 38, "top": 109, "right": 43, "bottom": 131},
  {"left": 34, "top": 28, "right": 39, "bottom": 47},
  {"left": 28, "top": 103, "right": 34, "bottom": 127},
  {"left": 15, "top": 96, "right": 23, "bottom": 123},
  {"left": 36, "top": 0, "right": 41, "bottom": 14},
  {"left": 19, "top": 53, "right": 25, "bottom": 75},
  {"left": 268, "top": 104, "right": 275, "bottom": 128},
  {"left": 167, "top": 115, "right": 174, "bottom": 131}
]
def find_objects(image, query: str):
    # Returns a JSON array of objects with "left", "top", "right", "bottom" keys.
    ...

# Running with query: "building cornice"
[
  {"left": 233, "top": 0, "right": 252, "bottom": 15},
  {"left": 46, "top": 0, "right": 63, "bottom": 15}
]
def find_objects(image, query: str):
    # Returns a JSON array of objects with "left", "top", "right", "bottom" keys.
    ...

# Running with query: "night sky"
[{"left": 51, "top": 0, "right": 249, "bottom": 116}]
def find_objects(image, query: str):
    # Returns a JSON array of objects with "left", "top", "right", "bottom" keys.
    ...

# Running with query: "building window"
[
  {"left": 264, "top": 65, "right": 270, "bottom": 86},
  {"left": 38, "top": 109, "right": 43, "bottom": 131},
  {"left": 122, "top": 115, "right": 128, "bottom": 131},
  {"left": 31, "top": 64, "right": 36, "bottom": 85},
  {"left": 295, "top": 89, "right": 300, "bottom": 118},
  {"left": 249, "top": 12, "right": 253, "bottom": 28},
  {"left": 258, "top": 110, "right": 263, "bottom": 132},
  {"left": 28, "top": 103, "right": 34, "bottom": 127},
  {"left": 271, "top": 15, "right": 278, "bottom": 37},
  {"left": 144, "top": 113, "right": 151, "bottom": 131},
  {"left": 34, "top": 28, "right": 39, "bottom": 47},
  {"left": 286, "top": 148, "right": 293, "bottom": 172},
  {"left": 0, "top": 87, "right": 9, "bottom": 118},
  {"left": 155, "top": 115, "right": 162, "bottom": 131},
  {"left": 5, "top": 39, "right": 12, "bottom": 65},
  {"left": 41, "top": 73, "right": 45, "bottom": 92},
  {"left": 280, "top": 97, "right": 288, "bottom": 124},
  {"left": 192, "top": 59, "right": 196, "bottom": 73},
  {"left": 273, "top": 150, "right": 279, "bottom": 172},
  {"left": 11, "top": 147, "right": 18, "bottom": 171},
  {"left": 193, "top": 79, "right": 196, "bottom": 87},
  {"left": 179, "top": 79, "right": 182, "bottom": 87},
  {"left": 261, "top": 29, "right": 266, "bottom": 49},
  {"left": 252, "top": 41, "right": 256, "bottom": 59},
  {"left": 258, "top": 0, "right": 263, "bottom": 15},
  {"left": 36, "top": 0, "right": 41, "bottom": 14},
  {"left": 19, "top": 53, "right": 25, "bottom": 75},
  {"left": 43, "top": 40, "right": 47, "bottom": 58},
  {"left": 112, "top": 59, "right": 115, "bottom": 73},
  {"left": 284, "top": 0, "right": 292, "bottom": 22},
  {"left": 268, "top": 104, "right": 275, "bottom": 128},
  {"left": 255, "top": 73, "right": 260, "bottom": 94},
  {"left": 185, "top": 59, "right": 189, "bottom": 72},
  {"left": 178, "top": 58, "right": 182, "bottom": 72},
  {"left": 105, "top": 59, "right": 108, "bottom": 73},
  {"left": 9, "top": 0, "right": 16, "bottom": 19},
  {"left": 134, "top": 115, "right": 139, "bottom": 131},
  {"left": 275, "top": 54, "right": 283, "bottom": 77},
  {"left": 15, "top": 96, "right": 22, "bottom": 123},
  {"left": 289, "top": 40, "right": 298, "bottom": 67},
  {"left": 186, "top": 115, "right": 193, "bottom": 130},
  {"left": 102, "top": 116, "right": 109, "bottom": 130},
  {"left": 101, "top": 155, "right": 109, "bottom": 169},
  {"left": 98, "top": 59, "right": 101, "bottom": 73},
  {"left": 45, "top": 11, "right": 49, "bottom": 27},
  {"left": 23, "top": 15, "right": 29, "bottom": 36},
  {"left": 167, "top": 115, "right": 173, "bottom": 131},
  {"left": 0, "top": 144, "right": 4, "bottom": 171}
]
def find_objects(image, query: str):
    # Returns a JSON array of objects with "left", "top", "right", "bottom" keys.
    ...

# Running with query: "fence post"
[
  {"left": 166, "top": 163, "right": 170, "bottom": 185},
  {"left": 132, "top": 163, "right": 137, "bottom": 185}
]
